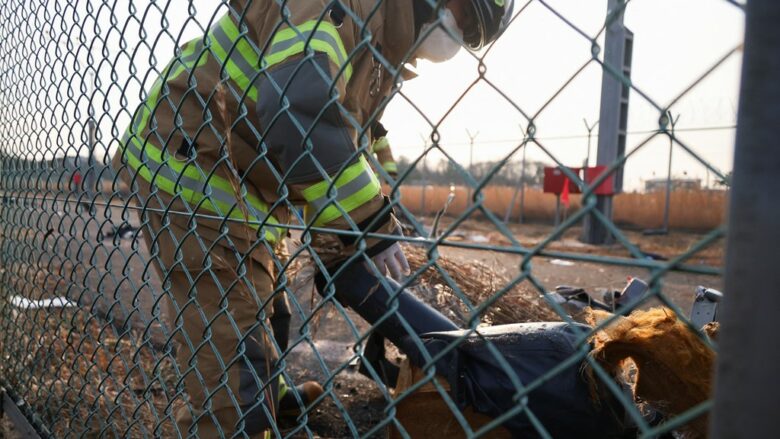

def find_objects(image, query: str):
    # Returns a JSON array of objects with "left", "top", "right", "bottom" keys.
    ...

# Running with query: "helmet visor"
[
  {"left": 462, "top": 0, "right": 515, "bottom": 50},
  {"left": 461, "top": 1, "right": 483, "bottom": 49}
]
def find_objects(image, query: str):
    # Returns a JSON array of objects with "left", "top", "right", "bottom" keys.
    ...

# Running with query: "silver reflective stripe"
[
  {"left": 122, "top": 133, "right": 281, "bottom": 240},
  {"left": 174, "top": 40, "right": 208, "bottom": 77},
  {"left": 124, "top": 133, "right": 282, "bottom": 241},
  {"left": 123, "top": 132, "right": 203, "bottom": 193},
  {"left": 269, "top": 28, "right": 348, "bottom": 67},
  {"left": 306, "top": 168, "right": 375, "bottom": 213},
  {"left": 210, "top": 20, "right": 259, "bottom": 83}
]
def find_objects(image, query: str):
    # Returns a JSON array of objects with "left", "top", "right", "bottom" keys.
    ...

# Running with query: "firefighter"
[{"left": 112, "top": 0, "right": 513, "bottom": 436}]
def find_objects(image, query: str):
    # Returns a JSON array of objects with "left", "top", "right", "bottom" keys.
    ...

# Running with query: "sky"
[
  {"left": 381, "top": 0, "right": 745, "bottom": 191},
  {"left": 7, "top": 0, "right": 745, "bottom": 192}
]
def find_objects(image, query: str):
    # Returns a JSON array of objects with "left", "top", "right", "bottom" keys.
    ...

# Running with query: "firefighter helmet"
[{"left": 462, "top": 0, "right": 515, "bottom": 50}]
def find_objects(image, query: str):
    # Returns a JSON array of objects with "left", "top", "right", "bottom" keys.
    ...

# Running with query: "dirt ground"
[
  {"left": 0, "top": 194, "right": 724, "bottom": 438},
  {"left": 272, "top": 216, "right": 723, "bottom": 438},
  {"left": 426, "top": 216, "right": 724, "bottom": 312}
]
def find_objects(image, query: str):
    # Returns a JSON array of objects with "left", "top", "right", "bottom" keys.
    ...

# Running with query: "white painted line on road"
[{"left": 10, "top": 295, "right": 75, "bottom": 309}]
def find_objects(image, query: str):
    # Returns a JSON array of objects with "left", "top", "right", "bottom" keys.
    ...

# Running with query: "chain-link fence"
[{"left": 0, "top": 0, "right": 746, "bottom": 437}]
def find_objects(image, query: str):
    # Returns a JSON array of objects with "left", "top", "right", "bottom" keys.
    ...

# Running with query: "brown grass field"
[{"left": 397, "top": 185, "right": 727, "bottom": 231}]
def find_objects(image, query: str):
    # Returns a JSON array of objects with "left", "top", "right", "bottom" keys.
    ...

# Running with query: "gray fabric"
[
  {"left": 238, "top": 329, "right": 280, "bottom": 435},
  {"left": 421, "top": 323, "right": 629, "bottom": 438},
  {"left": 257, "top": 53, "right": 356, "bottom": 183},
  {"left": 271, "top": 293, "right": 291, "bottom": 352}
]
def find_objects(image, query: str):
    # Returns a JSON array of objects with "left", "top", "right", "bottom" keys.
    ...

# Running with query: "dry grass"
[
  {"left": 402, "top": 245, "right": 560, "bottom": 325},
  {"left": 399, "top": 185, "right": 726, "bottom": 231},
  {"left": 0, "top": 305, "right": 181, "bottom": 438},
  {"left": 588, "top": 308, "right": 716, "bottom": 438},
  {"left": 0, "top": 232, "right": 180, "bottom": 438},
  {"left": 285, "top": 242, "right": 561, "bottom": 329}
]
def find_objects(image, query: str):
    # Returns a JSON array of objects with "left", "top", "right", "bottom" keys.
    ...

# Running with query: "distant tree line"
[
  {"left": 0, "top": 154, "right": 113, "bottom": 185},
  {"left": 395, "top": 156, "right": 547, "bottom": 187},
  {"left": 1, "top": 153, "right": 550, "bottom": 189}
]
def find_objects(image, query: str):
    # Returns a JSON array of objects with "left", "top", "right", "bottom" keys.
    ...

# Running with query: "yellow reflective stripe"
[
  {"left": 302, "top": 156, "right": 381, "bottom": 226},
  {"left": 381, "top": 161, "right": 398, "bottom": 173},
  {"left": 168, "top": 40, "right": 208, "bottom": 83},
  {"left": 125, "top": 137, "right": 282, "bottom": 242},
  {"left": 207, "top": 16, "right": 353, "bottom": 100},
  {"left": 277, "top": 376, "right": 288, "bottom": 401},
  {"left": 132, "top": 41, "right": 207, "bottom": 138},
  {"left": 315, "top": 177, "right": 380, "bottom": 226},
  {"left": 265, "top": 21, "right": 353, "bottom": 82},
  {"left": 221, "top": 15, "right": 261, "bottom": 71},
  {"left": 209, "top": 15, "right": 260, "bottom": 101},
  {"left": 371, "top": 137, "right": 390, "bottom": 153},
  {"left": 134, "top": 75, "right": 166, "bottom": 139},
  {"left": 301, "top": 155, "right": 371, "bottom": 200},
  {"left": 121, "top": 135, "right": 282, "bottom": 241}
]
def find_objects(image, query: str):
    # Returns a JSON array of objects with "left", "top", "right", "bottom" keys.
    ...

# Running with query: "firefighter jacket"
[
  {"left": 370, "top": 121, "right": 398, "bottom": 177},
  {"left": 112, "top": 0, "right": 417, "bottom": 276}
]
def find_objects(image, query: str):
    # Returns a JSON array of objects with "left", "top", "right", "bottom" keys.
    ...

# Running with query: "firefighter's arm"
[
  {"left": 370, "top": 121, "right": 398, "bottom": 178},
  {"left": 255, "top": 42, "right": 406, "bottom": 276}
]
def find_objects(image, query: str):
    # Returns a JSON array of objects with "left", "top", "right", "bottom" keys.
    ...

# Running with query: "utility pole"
[
  {"left": 581, "top": 0, "right": 632, "bottom": 244},
  {"left": 661, "top": 112, "right": 680, "bottom": 233},
  {"left": 465, "top": 129, "right": 479, "bottom": 208}
]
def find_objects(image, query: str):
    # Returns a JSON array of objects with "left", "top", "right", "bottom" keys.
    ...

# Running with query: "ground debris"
[
  {"left": 588, "top": 307, "right": 716, "bottom": 438},
  {"left": 0, "top": 306, "right": 181, "bottom": 437},
  {"left": 402, "top": 245, "right": 561, "bottom": 326}
]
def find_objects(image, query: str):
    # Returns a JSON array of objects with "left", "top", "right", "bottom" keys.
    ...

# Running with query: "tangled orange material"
[{"left": 588, "top": 308, "right": 717, "bottom": 438}]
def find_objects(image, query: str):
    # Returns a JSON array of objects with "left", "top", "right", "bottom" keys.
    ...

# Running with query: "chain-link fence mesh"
[{"left": 0, "top": 0, "right": 742, "bottom": 437}]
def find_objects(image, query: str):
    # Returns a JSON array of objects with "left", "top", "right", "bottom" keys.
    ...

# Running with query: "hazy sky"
[
  {"left": 382, "top": 0, "right": 744, "bottom": 190},
  {"left": 18, "top": 0, "right": 744, "bottom": 192}
]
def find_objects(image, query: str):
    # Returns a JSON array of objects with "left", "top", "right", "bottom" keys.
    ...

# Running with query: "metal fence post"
[
  {"left": 505, "top": 125, "right": 528, "bottom": 224},
  {"left": 581, "top": 0, "right": 632, "bottom": 244},
  {"left": 87, "top": 72, "right": 96, "bottom": 203},
  {"left": 466, "top": 129, "right": 478, "bottom": 208},
  {"left": 582, "top": 118, "right": 598, "bottom": 169},
  {"left": 711, "top": 1, "right": 780, "bottom": 437},
  {"left": 661, "top": 112, "right": 680, "bottom": 234},
  {"left": 419, "top": 134, "right": 429, "bottom": 217}
]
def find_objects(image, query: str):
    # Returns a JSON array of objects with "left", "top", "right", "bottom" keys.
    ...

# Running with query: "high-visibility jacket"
[
  {"left": 370, "top": 121, "right": 398, "bottom": 177},
  {"left": 112, "top": 0, "right": 416, "bottom": 273}
]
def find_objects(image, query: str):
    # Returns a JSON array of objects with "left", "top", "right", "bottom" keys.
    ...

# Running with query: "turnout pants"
[{"left": 143, "top": 212, "right": 283, "bottom": 438}]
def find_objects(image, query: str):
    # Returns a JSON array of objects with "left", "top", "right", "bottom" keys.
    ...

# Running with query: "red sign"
[
  {"left": 543, "top": 167, "right": 582, "bottom": 195},
  {"left": 583, "top": 166, "right": 615, "bottom": 195}
]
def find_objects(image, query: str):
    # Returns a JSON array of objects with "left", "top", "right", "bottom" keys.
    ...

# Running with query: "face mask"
[{"left": 415, "top": 7, "right": 463, "bottom": 63}]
